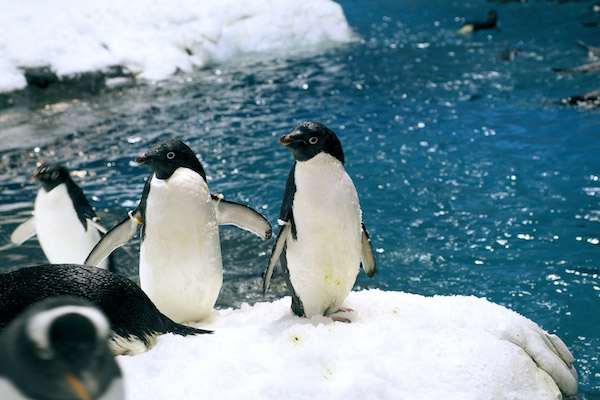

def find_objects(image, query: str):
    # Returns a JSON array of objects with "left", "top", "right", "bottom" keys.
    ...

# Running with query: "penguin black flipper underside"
[
  {"left": 212, "top": 196, "right": 272, "bottom": 240},
  {"left": 361, "top": 223, "right": 377, "bottom": 278},
  {"left": 263, "top": 222, "right": 292, "bottom": 293},
  {"left": 66, "top": 179, "right": 98, "bottom": 231},
  {"left": 85, "top": 211, "right": 141, "bottom": 267},
  {"left": 10, "top": 216, "right": 37, "bottom": 245}
]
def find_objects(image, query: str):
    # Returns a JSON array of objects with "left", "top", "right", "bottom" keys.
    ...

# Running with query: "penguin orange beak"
[
  {"left": 279, "top": 134, "right": 306, "bottom": 146},
  {"left": 135, "top": 153, "right": 148, "bottom": 165},
  {"left": 63, "top": 374, "right": 92, "bottom": 400},
  {"left": 278, "top": 134, "right": 293, "bottom": 145}
]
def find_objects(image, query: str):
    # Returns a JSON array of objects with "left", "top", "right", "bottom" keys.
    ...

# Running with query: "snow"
[
  {"left": 117, "top": 289, "right": 578, "bottom": 400},
  {"left": 0, "top": 0, "right": 354, "bottom": 92}
]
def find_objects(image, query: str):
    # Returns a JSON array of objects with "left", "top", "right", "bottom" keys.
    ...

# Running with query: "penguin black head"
[
  {"left": 135, "top": 139, "right": 207, "bottom": 180},
  {"left": 31, "top": 163, "right": 71, "bottom": 192},
  {"left": 279, "top": 122, "right": 344, "bottom": 164},
  {"left": 0, "top": 296, "right": 122, "bottom": 400}
]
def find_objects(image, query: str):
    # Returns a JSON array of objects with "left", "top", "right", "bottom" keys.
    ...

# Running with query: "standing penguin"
[
  {"left": 10, "top": 163, "right": 110, "bottom": 270},
  {"left": 262, "top": 122, "right": 376, "bottom": 320},
  {"left": 86, "top": 139, "right": 272, "bottom": 323},
  {"left": 0, "top": 296, "right": 124, "bottom": 400}
]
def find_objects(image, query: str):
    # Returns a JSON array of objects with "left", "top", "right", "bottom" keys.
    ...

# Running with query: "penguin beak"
[
  {"left": 278, "top": 134, "right": 293, "bottom": 145},
  {"left": 135, "top": 153, "right": 148, "bottom": 165},
  {"left": 279, "top": 134, "right": 305, "bottom": 146},
  {"left": 63, "top": 374, "right": 93, "bottom": 400}
]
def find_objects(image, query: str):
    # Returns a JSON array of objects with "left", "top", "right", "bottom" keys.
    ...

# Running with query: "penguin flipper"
[
  {"left": 10, "top": 216, "right": 37, "bottom": 245},
  {"left": 85, "top": 212, "right": 141, "bottom": 267},
  {"left": 263, "top": 223, "right": 291, "bottom": 294},
  {"left": 212, "top": 196, "right": 273, "bottom": 239},
  {"left": 360, "top": 223, "right": 377, "bottom": 278}
]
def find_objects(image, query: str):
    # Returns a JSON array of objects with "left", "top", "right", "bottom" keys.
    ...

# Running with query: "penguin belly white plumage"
[
  {"left": 140, "top": 167, "right": 223, "bottom": 323},
  {"left": 286, "top": 153, "right": 362, "bottom": 317},
  {"left": 34, "top": 184, "right": 107, "bottom": 269}
]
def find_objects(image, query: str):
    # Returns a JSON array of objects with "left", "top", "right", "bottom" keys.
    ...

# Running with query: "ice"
[
  {"left": 0, "top": 0, "right": 354, "bottom": 92},
  {"left": 117, "top": 289, "right": 578, "bottom": 400}
]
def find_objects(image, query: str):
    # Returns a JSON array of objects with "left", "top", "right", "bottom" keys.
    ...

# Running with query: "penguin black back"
[{"left": 0, "top": 264, "right": 211, "bottom": 352}]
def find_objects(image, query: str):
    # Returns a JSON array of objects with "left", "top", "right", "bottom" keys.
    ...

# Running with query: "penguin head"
[
  {"left": 279, "top": 122, "right": 344, "bottom": 164},
  {"left": 1, "top": 296, "right": 122, "bottom": 400},
  {"left": 135, "top": 139, "right": 207, "bottom": 180},
  {"left": 31, "top": 163, "right": 71, "bottom": 192}
]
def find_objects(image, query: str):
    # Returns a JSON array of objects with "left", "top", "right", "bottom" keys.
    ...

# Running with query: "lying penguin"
[
  {"left": 0, "top": 296, "right": 124, "bottom": 400},
  {"left": 458, "top": 9, "right": 498, "bottom": 34},
  {"left": 0, "top": 264, "right": 212, "bottom": 355},
  {"left": 10, "top": 163, "right": 110, "bottom": 270},
  {"left": 263, "top": 122, "right": 376, "bottom": 321},
  {"left": 86, "top": 139, "right": 272, "bottom": 323}
]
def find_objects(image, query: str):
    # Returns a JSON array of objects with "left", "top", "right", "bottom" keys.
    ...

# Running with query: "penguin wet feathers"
[
  {"left": 263, "top": 122, "right": 376, "bottom": 321},
  {"left": 10, "top": 163, "right": 110, "bottom": 270},
  {"left": 86, "top": 139, "right": 272, "bottom": 324},
  {"left": 0, "top": 296, "right": 124, "bottom": 400}
]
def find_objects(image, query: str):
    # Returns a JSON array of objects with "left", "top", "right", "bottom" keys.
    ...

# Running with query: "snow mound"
[
  {"left": 117, "top": 289, "right": 578, "bottom": 400},
  {"left": 0, "top": 0, "right": 354, "bottom": 92}
]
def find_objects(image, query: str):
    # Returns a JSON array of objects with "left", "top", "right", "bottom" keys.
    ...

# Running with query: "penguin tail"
[{"left": 163, "top": 318, "right": 213, "bottom": 336}]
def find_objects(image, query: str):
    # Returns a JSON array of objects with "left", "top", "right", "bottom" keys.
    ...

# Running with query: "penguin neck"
[{"left": 296, "top": 152, "right": 343, "bottom": 170}]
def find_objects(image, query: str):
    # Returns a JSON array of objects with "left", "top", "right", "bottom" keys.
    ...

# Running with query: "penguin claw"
[{"left": 331, "top": 316, "right": 352, "bottom": 323}]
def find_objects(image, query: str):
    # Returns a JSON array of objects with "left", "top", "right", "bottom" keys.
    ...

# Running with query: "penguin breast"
[{"left": 287, "top": 153, "right": 363, "bottom": 316}]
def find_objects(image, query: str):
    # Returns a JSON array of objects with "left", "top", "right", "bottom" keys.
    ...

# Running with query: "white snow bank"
[
  {"left": 117, "top": 289, "right": 578, "bottom": 400},
  {"left": 0, "top": 0, "right": 354, "bottom": 92}
]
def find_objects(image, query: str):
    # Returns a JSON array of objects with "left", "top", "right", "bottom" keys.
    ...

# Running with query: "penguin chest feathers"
[
  {"left": 140, "top": 167, "right": 222, "bottom": 323},
  {"left": 34, "top": 184, "right": 100, "bottom": 264},
  {"left": 288, "top": 153, "right": 363, "bottom": 316}
]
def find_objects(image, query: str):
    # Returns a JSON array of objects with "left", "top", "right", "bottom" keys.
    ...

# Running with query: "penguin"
[
  {"left": 576, "top": 40, "right": 600, "bottom": 59},
  {"left": 554, "top": 89, "right": 600, "bottom": 108},
  {"left": 552, "top": 61, "right": 600, "bottom": 74},
  {"left": 498, "top": 41, "right": 520, "bottom": 62},
  {"left": 10, "top": 163, "right": 110, "bottom": 270},
  {"left": 458, "top": 10, "right": 498, "bottom": 34},
  {"left": 0, "top": 264, "right": 212, "bottom": 355},
  {"left": 0, "top": 296, "right": 124, "bottom": 400},
  {"left": 85, "top": 139, "right": 272, "bottom": 323},
  {"left": 262, "top": 122, "right": 376, "bottom": 320}
]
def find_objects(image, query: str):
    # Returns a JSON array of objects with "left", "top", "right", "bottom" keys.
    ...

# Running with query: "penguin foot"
[
  {"left": 331, "top": 316, "right": 352, "bottom": 323},
  {"left": 328, "top": 307, "right": 355, "bottom": 323}
]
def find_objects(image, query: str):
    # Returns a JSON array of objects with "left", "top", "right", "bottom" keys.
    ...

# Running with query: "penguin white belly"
[
  {"left": 34, "top": 185, "right": 105, "bottom": 268},
  {"left": 286, "top": 154, "right": 362, "bottom": 317},
  {"left": 139, "top": 168, "right": 222, "bottom": 323}
]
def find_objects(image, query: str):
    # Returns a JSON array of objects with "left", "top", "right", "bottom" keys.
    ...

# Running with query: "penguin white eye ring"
[
  {"left": 166, "top": 151, "right": 176, "bottom": 160},
  {"left": 309, "top": 137, "right": 318, "bottom": 145}
]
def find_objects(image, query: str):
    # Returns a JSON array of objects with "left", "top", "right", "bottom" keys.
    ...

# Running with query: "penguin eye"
[
  {"left": 166, "top": 151, "right": 176, "bottom": 160},
  {"left": 308, "top": 137, "right": 318, "bottom": 145}
]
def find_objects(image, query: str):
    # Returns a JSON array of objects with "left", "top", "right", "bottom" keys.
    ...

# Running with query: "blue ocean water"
[{"left": 0, "top": 0, "right": 599, "bottom": 396}]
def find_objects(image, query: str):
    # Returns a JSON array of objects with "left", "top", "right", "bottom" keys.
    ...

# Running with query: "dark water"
[{"left": 0, "top": 0, "right": 599, "bottom": 396}]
